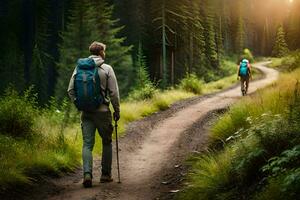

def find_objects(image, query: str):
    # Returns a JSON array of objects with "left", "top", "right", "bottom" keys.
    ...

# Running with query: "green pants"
[{"left": 81, "top": 111, "right": 113, "bottom": 177}]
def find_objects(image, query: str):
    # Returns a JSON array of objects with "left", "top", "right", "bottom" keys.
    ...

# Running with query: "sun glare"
[{"left": 289, "top": 0, "right": 293, "bottom": 3}]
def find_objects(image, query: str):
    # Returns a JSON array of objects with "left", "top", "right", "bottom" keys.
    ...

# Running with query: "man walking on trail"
[
  {"left": 67, "top": 41, "right": 120, "bottom": 188},
  {"left": 237, "top": 58, "right": 252, "bottom": 96}
]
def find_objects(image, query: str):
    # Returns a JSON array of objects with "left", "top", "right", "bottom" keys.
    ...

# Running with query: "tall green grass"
[
  {"left": 179, "top": 74, "right": 204, "bottom": 94},
  {"left": 0, "top": 92, "right": 80, "bottom": 193},
  {"left": 210, "top": 69, "right": 299, "bottom": 146},
  {"left": 0, "top": 57, "right": 240, "bottom": 194},
  {"left": 119, "top": 89, "right": 195, "bottom": 134},
  {"left": 178, "top": 68, "right": 300, "bottom": 200},
  {"left": 269, "top": 50, "right": 300, "bottom": 71}
]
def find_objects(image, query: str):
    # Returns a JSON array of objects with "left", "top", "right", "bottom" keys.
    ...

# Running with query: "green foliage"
[
  {"left": 0, "top": 134, "right": 79, "bottom": 192},
  {"left": 179, "top": 69, "right": 300, "bottom": 200},
  {"left": 204, "top": 8, "right": 219, "bottom": 68},
  {"left": 255, "top": 169, "right": 300, "bottom": 200},
  {"left": 0, "top": 88, "right": 79, "bottom": 193},
  {"left": 119, "top": 89, "right": 195, "bottom": 134},
  {"left": 242, "top": 48, "right": 254, "bottom": 63},
  {"left": 262, "top": 145, "right": 300, "bottom": 176},
  {"left": 210, "top": 68, "right": 300, "bottom": 146},
  {"left": 235, "top": 16, "right": 245, "bottom": 54},
  {"left": 128, "top": 42, "right": 157, "bottom": 101},
  {"left": 55, "top": 0, "right": 133, "bottom": 100},
  {"left": 179, "top": 150, "right": 238, "bottom": 200},
  {"left": 135, "top": 42, "right": 152, "bottom": 89},
  {"left": 203, "top": 74, "right": 237, "bottom": 92},
  {"left": 270, "top": 50, "right": 300, "bottom": 71},
  {"left": 0, "top": 88, "right": 37, "bottom": 138},
  {"left": 128, "top": 84, "right": 157, "bottom": 101},
  {"left": 180, "top": 112, "right": 300, "bottom": 200},
  {"left": 179, "top": 74, "right": 203, "bottom": 94},
  {"left": 2, "top": 0, "right": 300, "bottom": 103},
  {"left": 272, "top": 25, "right": 289, "bottom": 57},
  {"left": 201, "top": 56, "right": 237, "bottom": 82}
]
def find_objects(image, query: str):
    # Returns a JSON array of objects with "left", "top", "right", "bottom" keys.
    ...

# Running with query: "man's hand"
[{"left": 113, "top": 112, "right": 120, "bottom": 121}]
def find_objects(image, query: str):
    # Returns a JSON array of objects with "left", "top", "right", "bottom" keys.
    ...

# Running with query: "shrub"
[
  {"left": 179, "top": 74, "right": 203, "bottom": 94},
  {"left": 127, "top": 83, "right": 157, "bottom": 101},
  {"left": 255, "top": 169, "right": 300, "bottom": 200},
  {"left": 270, "top": 51, "right": 300, "bottom": 71},
  {"left": 180, "top": 69, "right": 300, "bottom": 200},
  {"left": 0, "top": 88, "right": 38, "bottom": 138},
  {"left": 179, "top": 150, "right": 237, "bottom": 200},
  {"left": 242, "top": 48, "right": 254, "bottom": 63},
  {"left": 262, "top": 145, "right": 300, "bottom": 177}
]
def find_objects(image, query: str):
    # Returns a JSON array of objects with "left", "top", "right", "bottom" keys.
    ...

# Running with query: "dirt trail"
[{"left": 47, "top": 62, "right": 278, "bottom": 200}]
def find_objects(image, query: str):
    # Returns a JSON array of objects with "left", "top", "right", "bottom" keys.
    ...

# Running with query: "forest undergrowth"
[
  {"left": 178, "top": 52, "right": 300, "bottom": 200},
  {"left": 0, "top": 58, "right": 239, "bottom": 194}
]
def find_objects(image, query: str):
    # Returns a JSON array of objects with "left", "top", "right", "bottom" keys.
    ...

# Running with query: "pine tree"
[
  {"left": 272, "top": 25, "right": 289, "bottom": 57},
  {"left": 135, "top": 42, "right": 151, "bottom": 89},
  {"left": 188, "top": 2, "right": 206, "bottom": 77},
  {"left": 0, "top": 0, "right": 25, "bottom": 93},
  {"left": 55, "top": 0, "right": 133, "bottom": 100},
  {"left": 30, "top": 45, "right": 48, "bottom": 103},
  {"left": 89, "top": 0, "right": 133, "bottom": 95},
  {"left": 29, "top": 0, "right": 51, "bottom": 104},
  {"left": 235, "top": 16, "right": 245, "bottom": 55},
  {"left": 216, "top": 15, "right": 224, "bottom": 62},
  {"left": 204, "top": 6, "right": 218, "bottom": 68},
  {"left": 287, "top": 0, "right": 300, "bottom": 50},
  {"left": 55, "top": 0, "right": 94, "bottom": 101}
]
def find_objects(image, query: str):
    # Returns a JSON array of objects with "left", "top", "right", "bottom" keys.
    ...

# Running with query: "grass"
[
  {"left": 210, "top": 69, "right": 299, "bottom": 146},
  {"left": 179, "top": 74, "right": 204, "bottom": 94},
  {"left": 268, "top": 50, "right": 300, "bottom": 71},
  {"left": 0, "top": 57, "right": 244, "bottom": 194},
  {"left": 119, "top": 89, "right": 195, "bottom": 134},
  {"left": 180, "top": 149, "right": 236, "bottom": 200},
  {"left": 0, "top": 121, "right": 80, "bottom": 193},
  {"left": 178, "top": 65, "right": 300, "bottom": 199},
  {"left": 0, "top": 88, "right": 196, "bottom": 193},
  {"left": 203, "top": 74, "right": 237, "bottom": 93}
]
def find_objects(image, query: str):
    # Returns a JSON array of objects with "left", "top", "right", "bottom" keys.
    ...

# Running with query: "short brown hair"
[{"left": 89, "top": 41, "right": 106, "bottom": 55}]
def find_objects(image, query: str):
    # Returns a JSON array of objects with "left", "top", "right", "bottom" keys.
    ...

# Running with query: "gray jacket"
[{"left": 67, "top": 55, "right": 120, "bottom": 113}]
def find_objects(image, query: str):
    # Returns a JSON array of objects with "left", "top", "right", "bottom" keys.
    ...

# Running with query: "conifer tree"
[
  {"left": 188, "top": 3, "right": 206, "bottom": 77},
  {"left": 55, "top": 0, "right": 133, "bottom": 100},
  {"left": 135, "top": 42, "right": 152, "bottom": 89},
  {"left": 0, "top": 0, "right": 25, "bottom": 93},
  {"left": 30, "top": 45, "right": 48, "bottom": 103},
  {"left": 89, "top": 0, "right": 133, "bottom": 94},
  {"left": 55, "top": 0, "right": 92, "bottom": 101},
  {"left": 204, "top": 9, "right": 218, "bottom": 68},
  {"left": 235, "top": 16, "right": 245, "bottom": 54},
  {"left": 216, "top": 16, "right": 224, "bottom": 62},
  {"left": 272, "top": 25, "right": 289, "bottom": 57},
  {"left": 29, "top": 0, "right": 51, "bottom": 104},
  {"left": 287, "top": 0, "right": 300, "bottom": 50}
]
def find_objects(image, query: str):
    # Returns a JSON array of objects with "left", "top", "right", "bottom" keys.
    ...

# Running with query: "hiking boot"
[
  {"left": 83, "top": 173, "right": 92, "bottom": 188},
  {"left": 242, "top": 89, "right": 246, "bottom": 96},
  {"left": 100, "top": 174, "right": 113, "bottom": 183}
]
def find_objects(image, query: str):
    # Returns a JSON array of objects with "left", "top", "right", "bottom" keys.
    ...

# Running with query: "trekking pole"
[{"left": 115, "top": 120, "right": 121, "bottom": 183}]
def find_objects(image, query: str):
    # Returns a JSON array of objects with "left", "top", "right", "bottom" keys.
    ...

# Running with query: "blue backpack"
[
  {"left": 239, "top": 59, "right": 249, "bottom": 77},
  {"left": 74, "top": 58, "right": 104, "bottom": 112}
]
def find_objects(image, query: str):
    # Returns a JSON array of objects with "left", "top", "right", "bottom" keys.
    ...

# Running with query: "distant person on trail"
[
  {"left": 67, "top": 41, "right": 120, "bottom": 188},
  {"left": 237, "top": 58, "right": 252, "bottom": 96}
]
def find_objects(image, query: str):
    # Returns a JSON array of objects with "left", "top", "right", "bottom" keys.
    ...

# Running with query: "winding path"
[{"left": 48, "top": 62, "right": 278, "bottom": 200}]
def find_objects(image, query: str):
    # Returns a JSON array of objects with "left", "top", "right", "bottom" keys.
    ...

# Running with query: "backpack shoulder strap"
[{"left": 98, "top": 63, "right": 109, "bottom": 99}]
